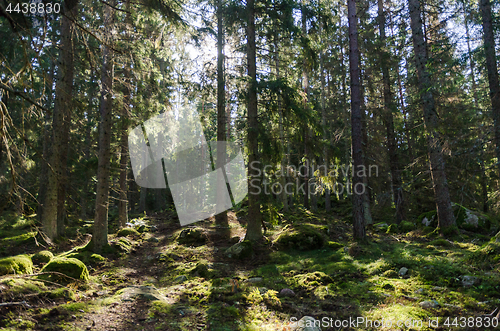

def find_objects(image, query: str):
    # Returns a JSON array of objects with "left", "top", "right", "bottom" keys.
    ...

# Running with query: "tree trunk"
[
  {"left": 408, "top": 0, "right": 456, "bottom": 231},
  {"left": 320, "top": 25, "right": 331, "bottom": 212},
  {"left": 302, "top": 1, "right": 310, "bottom": 210},
  {"left": 378, "top": 0, "right": 406, "bottom": 223},
  {"left": 92, "top": 0, "right": 115, "bottom": 252},
  {"left": 41, "top": 0, "right": 77, "bottom": 241},
  {"left": 348, "top": 0, "right": 366, "bottom": 239},
  {"left": 215, "top": 0, "right": 228, "bottom": 227},
  {"left": 244, "top": 0, "right": 262, "bottom": 241},
  {"left": 479, "top": 0, "right": 500, "bottom": 179}
]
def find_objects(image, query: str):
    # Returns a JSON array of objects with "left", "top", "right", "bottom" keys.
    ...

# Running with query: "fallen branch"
[{"left": 0, "top": 301, "right": 30, "bottom": 307}]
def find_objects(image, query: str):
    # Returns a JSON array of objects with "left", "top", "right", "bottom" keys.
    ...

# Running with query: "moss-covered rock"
[
  {"left": 31, "top": 250, "right": 53, "bottom": 265},
  {"left": 116, "top": 227, "right": 140, "bottom": 238},
  {"left": 41, "top": 257, "right": 89, "bottom": 282},
  {"left": 418, "top": 210, "right": 438, "bottom": 228},
  {"left": 399, "top": 221, "right": 416, "bottom": 233},
  {"left": 274, "top": 224, "right": 325, "bottom": 251},
  {"left": 0, "top": 254, "right": 33, "bottom": 275},
  {"left": 225, "top": 240, "right": 253, "bottom": 259},
  {"left": 177, "top": 228, "right": 207, "bottom": 246},
  {"left": 429, "top": 239, "right": 452, "bottom": 247},
  {"left": 453, "top": 204, "right": 489, "bottom": 232},
  {"left": 192, "top": 261, "right": 211, "bottom": 278},
  {"left": 327, "top": 241, "right": 343, "bottom": 250}
]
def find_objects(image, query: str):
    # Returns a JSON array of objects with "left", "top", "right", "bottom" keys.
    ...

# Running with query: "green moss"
[
  {"left": 429, "top": 239, "right": 452, "bottom": 247},
  {"left": 192, "top": 261, "right": 211, "bottom": 278},
  {"left": 42, "top": 287, "right": 76, "bottom": 301},
  {"left": 327, "top": 241, "right": 343, "bottom": 250},
  {"left": 177, "top": 228, "right": 207, "bottom": 246},
  {"left": 0, "top": 254, "right": 33, "bottom": 275},
  {"left": 386, "top": 224, "right": 399, "bottom": 234},
  {"left": 32, "top": 250, "right": 54, "bottom": 264},
  {"left": 400, "top": 221, "right": 416, "bottom": 233},
  {"left": 116, "top": 227, "right": 140, "bottom": 237},
  {"left": 274, "top": 224, "right": 325, "bottom": 251},
  {"left": 40, "top": 257, "right": 89, "bottom": 282},
  {"left": 225, "top": 240, "right": 253, "bottom": 259},
  {"left": 1, "top": 277, "right": 46, "bottom": 294}
]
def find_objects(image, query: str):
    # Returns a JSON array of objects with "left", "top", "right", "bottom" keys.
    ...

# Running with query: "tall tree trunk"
[
  {"left": 378, "top": 0, "right": 406, "bottom": 223},
  {"left": 479, "top": 0, "right": 500, "bottom": 179},
  {"left": 92, "top": 0, "right": 115, "bottom": 252},
  {"left": 38, "top": 59, "right": 55, "bottom": 223},
  {"left": 320, "top": 25, "right": 331, "bottom": 212},
  {"left": 348, "top": 0, "right": 366, "bottom": 239},
  {"left": 408, "top": 0, "right": 455, "bottom": 231},
  {"left": 244, "top": 0, "right": 262, "bottom": 241},
  {"left": 215, "top": 0, "right": 228, "bottom": 227},
  {"left": 302, "top": 1, "right": 310, "bottom": 209},
  {"left": 41, "top": 0, "right": 77, "bottom": 241}
]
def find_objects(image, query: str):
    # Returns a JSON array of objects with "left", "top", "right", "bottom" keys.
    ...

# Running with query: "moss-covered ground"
[{"left": 1, "top": 208, "right": 499, "bottom": 330}]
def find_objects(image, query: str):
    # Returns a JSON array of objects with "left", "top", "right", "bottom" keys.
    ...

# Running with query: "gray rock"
[
  {"left": 279, "top": 288, "right": 296, "bottom": 297},
  {"left": 291, "top": 316, "right": 321, "bottom": 331},
  {"left": 399, "top": 267, "right": 408, "bottom": 276},
  {"left": 119, "top": 285, "right": 166, "bottom": 302},
  {"left": 225, "top": 241, "right": 252, "bottom": 259},
  {"left": 174, "top": 275, "right": 187, "bottom": 283},
  {"left": 246, "top": 277, "right": 263, "bottom": 283},
  {"left": 420, "top": 300, "right": 439, "bottom": 309},
  {"left": 415, "top": 288, "right": 424, "bottom": 294},
  {"left": 431, "top": 286, "right": 445, "bottom": 291},
  {"left": 461, "top": 275, "right": 478, "bottom": 287}
]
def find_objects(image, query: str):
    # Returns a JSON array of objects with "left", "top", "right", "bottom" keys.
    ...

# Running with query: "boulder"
[
  {"left": 0, "top": 255, "right": 33, "bottom": 275},
  {"left": 399, "top": 221, "right": 416, "bottom": 233},
  {"left": 116, "top": 227, "right": 140, "bottom": 238},
  {"left": 41, "top": 257, "right": 89, "bottom": 282},
  {"left": 420, "top": 300, "right": 439, "bottom": 309},
  {"left": 177, "top": 228, "right": 207, "bottom": 246},
  {"left": 31, "top": 251, "right": 53, "bottom": 265},
  {"left": 291, "top": 316, "right": 322, "bottom": 331},
  {"left": 274, "top": 224, "right": 326, "bottom": 251},
  {"left": 225, "top": 241, "right": 253, "bottom": 259},
  {"left": 399, "top": 267, "right": 408, "bottom": 277},
  {"left": 118, "top": 285, "right": 166, "bottom": 302}
]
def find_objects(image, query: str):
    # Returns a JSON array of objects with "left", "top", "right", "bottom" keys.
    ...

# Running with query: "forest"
[{"left": 1, "top": 0, "right": 500, "bottom": 329}]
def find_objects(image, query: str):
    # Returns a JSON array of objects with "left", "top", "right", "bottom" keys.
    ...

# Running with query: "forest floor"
[{"left": 1, "top": 206, "right": 500, "bottom": 330}]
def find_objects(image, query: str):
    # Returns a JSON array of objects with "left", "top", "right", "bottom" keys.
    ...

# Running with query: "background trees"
[{"left": 0, "top": 0, "right": 499, "bottom": 244}]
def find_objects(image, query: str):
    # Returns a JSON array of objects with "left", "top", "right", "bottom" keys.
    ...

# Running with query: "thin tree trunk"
[
  {"left": 244, "top": 0, "right": 262, "bottom": 241},
  {"left": 378, "top": 0, "right": 406, "bottom": 223},
  {"left": 348, "top": 0, "right": 366, "bottom": 239},
  {"left": 302, "top": 1, "right": 310, "bottom": 209},
  {"left": 479, "top": 0, "right": 500, "bottom": 178},
  {"left": 92, "top": 0, "right": 115, "bottom": 252},
  {"left": 408, "top": 0, "right": 455, "bottom": 231},
  {"left": 215, "top": 0, "right": 228, "bottom": 227},
  {"left": 41, "top": 0, "right": 77, "bottom": 241},
  {"left": 320, "top": 25, "right": 331, "bottom": 212}
]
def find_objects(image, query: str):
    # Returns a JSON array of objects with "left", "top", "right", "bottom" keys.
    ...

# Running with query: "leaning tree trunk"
[
  {"left": 479, "top": 0, "right": 500, "bottom": 179},
  {"left": 378, "top": 0, "right": 406, "bottom": 223},
  {"left": 244, "top": 0, "right": 263, "bottom": 242},
  {"left": 408, "top": 0, "right": 455, "bottom": 231},
  {"left": 92, "top": 0, "right": 115, "bottom": 252},
  {"left": 41, "top": 0, "right": 77, "bottom": 241},
  {"left": 348, "top": 0, "right": 366, "bottom": 240}
]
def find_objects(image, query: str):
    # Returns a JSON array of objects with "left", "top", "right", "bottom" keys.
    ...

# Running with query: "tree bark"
[
  {"left": 215, "top": 0, "right": 228, "bottom": 227},
  {"left": 41, "top": 0, "right": 77, "bottom": 241},
  {"left": 244, "top": 0, "right": 263, "bottom": 241},
  {"left": 479, "top": 0, "right": 500, "bottom": 178},
  {"left": 408, "top": 0, "right": 455, "bottom": 231},
  {"left": 378, "top": 0, "right": 406, "bottom": 223},
  {"left": 348, "top": 0, "right": 366, "bottom": 239},
  {"left": 92, "top": 0, "right": 115, "bottom": 252}
]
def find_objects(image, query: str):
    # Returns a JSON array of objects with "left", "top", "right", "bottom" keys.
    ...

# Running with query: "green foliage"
[
  {"left": 177, "top": 228, "right": 207, "bottom": 246},
  {"left": 0, "top": 254, "right": 33, "bottom": 275}
]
